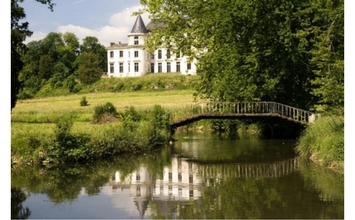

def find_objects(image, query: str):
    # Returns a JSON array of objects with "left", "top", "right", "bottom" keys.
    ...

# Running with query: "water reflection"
[
  {"left": 11, "top": 188, "right": 31, "bottom": 219},
  {"left": 11, "top": 134, "right": 344, "bottom": 219}
]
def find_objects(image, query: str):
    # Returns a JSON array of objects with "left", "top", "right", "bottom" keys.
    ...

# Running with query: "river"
[{"left": 11, "top": 131, "right": 344, "bottom": 219}]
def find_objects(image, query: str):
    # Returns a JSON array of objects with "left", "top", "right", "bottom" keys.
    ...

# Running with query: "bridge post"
[{"left": 308, "top": 114, "right": 315, "bottom": 123}]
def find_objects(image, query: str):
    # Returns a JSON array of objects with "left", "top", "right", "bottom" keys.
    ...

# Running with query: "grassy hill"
[{"left": 34, "top": 73, "right": 201, "bottom": 98}]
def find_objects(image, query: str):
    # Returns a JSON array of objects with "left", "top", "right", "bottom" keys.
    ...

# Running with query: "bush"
[
  {"left": 92, "top": 102, "right": 118, "bottom": 124},
  {"left": 80, "top": 96, "right": 88, "bottom": 106}
]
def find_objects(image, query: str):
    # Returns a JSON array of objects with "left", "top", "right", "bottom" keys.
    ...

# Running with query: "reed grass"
[{"left": 296, "top": 115, "right": 344, "bottom": 169}]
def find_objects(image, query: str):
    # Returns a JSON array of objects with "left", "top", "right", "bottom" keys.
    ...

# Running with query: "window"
[
  {"left": 134, "top": 51, "right": 139, "bottom": 58},
  {"left": 151, "top": 63, "right": 155, "bottom": 73},
  {"left": 119, "top": 51, "right": 123, "bottom": 57},
  {"left": 158, "top": 63, "right": 162, "bottom": 73},
  {"left": 176, "top": 52, "right": 180, "bottom": 58},
  {"left": 158, "top": 50, "right": 162, "bottom": 59},
  {"left": 136, "top": 174, "right": 141, "bottom": 181},
  {"left": 169, "top": 172, "right": 172, "bottom": 181},
  {"left": 134, "top": 36, "right": 139, "bottom": 45},
  {"left": 151, "top": 53, "right": 155, "bottom": 59},
  {"left": 136, "top": 186, "right": 141, "bottom": 197},
  {"left": 166, "top": 49, "right": 171, "bottom": 59},
  {"left": 176, "top": 62, "right": 180, "bottom": 72},
  {"left": 178, "top": 173, "right": 182, "bottom": 182},
  {"left": 134, "top": 63, "right": 139, "bottom": 72},
  {"left": 110, "top": 51, "right": 114, "bottom": 58},
  {"left": 110, "top": 63, "right": 114, "bottom": 73},
  {"left": 189, "top": 190, "right": 194, "bottom": 198},
  {"left": 187, "top": 63, "right": 191, "bottom": 70},
  {"left": 119, "top": 63, "right": 123, "bottom": 73},
  {"left": 167, "top": 62, "right": 171, "bottom": 72}
]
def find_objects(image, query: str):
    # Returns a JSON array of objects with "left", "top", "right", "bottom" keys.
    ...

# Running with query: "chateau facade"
[{"left": 106, "top": 15, "right": 197, "bottom": 77}]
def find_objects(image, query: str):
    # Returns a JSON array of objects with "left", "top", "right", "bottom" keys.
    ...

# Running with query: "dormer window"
[{"left": 134, "top": 36, "right": 139, "bottom": 45}]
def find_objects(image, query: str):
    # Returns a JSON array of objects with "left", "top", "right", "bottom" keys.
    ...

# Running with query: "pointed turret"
[{"left": 131, "top": 15, "right": 148, "bottom": 34}]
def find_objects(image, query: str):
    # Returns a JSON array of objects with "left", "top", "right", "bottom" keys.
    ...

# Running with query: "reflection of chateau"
[
  {"left": 110, "top": 158, "right": 203, "bottom": 218},
  {"left": 154, "top": 158, "right": 202, "bottom": 201},
  {"left": 112, "top": 166, "right": 154, "bottom": 218},
  {"left": 110, "top": 157, "right": 300, "bottom": 218}
]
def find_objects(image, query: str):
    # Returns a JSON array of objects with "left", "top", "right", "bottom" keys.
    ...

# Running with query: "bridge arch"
[{"left": 170, "top": 102, "right": 314, "bottom": 132}]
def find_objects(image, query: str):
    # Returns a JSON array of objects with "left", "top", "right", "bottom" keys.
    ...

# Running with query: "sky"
[{"left": 19, "top": 0, "right": 151, "bottom": 47}]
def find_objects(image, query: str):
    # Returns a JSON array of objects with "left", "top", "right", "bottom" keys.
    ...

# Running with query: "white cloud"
[
  {"left": 25, "top": 31, "right": 48, "bottom": 44},
  {"left": 25, "top": 5, "right": 151, "bottom": 47}
]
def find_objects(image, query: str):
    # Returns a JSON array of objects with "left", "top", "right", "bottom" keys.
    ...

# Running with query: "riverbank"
[
  {"left": 295, "top": 114, "right": 344, "bottom": 173},
  {"left": 11, "top": 76, "right": 344, "bottom": 169},
  {"left": 11, "top": 104, "right": 172, "bottom": 165}
]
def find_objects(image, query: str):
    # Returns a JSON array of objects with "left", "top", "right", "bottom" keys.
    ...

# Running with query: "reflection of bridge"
[
  {"left": 109, "top": 157, "right": 301, "bottom": 218},
  {"left": 197, "top": 157, "right": 300, "bottom": 180},
  {"left": 170, "top": 102, "right": 314, "bottom": 131}
]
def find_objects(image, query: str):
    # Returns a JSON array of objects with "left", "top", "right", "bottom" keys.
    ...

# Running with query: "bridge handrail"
[{"left": 170, "top": 101, "right": 314, "bottom": 124}]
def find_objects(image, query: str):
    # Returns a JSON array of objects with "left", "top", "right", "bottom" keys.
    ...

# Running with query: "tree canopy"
[
  {"left": 17, "top": 32, "right": 107, "bottom": 98},
  {"left": 139, "top": 0, "right": 343, "bottom": 111},
  {"left": 11, "top": 0, "right": 55, "bottom": 109}
]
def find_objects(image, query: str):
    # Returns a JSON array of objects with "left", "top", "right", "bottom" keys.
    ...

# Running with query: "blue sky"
[{"left": 19, "top": 0, "right": 151, "bottom": 46}]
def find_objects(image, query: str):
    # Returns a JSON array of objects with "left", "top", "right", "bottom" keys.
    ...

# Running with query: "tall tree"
[
  {"left": 77, "top": 52, "right": 102, "bottom": 85},
  {"left": 11, "top": 0, "right": 55, "bottom": 109},
  {"left": 80, "top": 36, "right": 107, "bottom": 72},
  {"left": 140, "top": 0, "right": 343, "bottom": 110},
  {"left": 309, "top": 0, "right": 344, "bottom": 113}
]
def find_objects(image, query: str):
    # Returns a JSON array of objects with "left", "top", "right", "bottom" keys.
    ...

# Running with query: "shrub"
[
  {"left": 80, "top": 96, "right": 88, "bottom": 106},
  {"left": 92, "top": 102, "right": 118, "bottom": 124}
]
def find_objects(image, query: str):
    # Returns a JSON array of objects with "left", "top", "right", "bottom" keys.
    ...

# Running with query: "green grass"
[
  {"left": 12, "top": 90, "right": 197, "bottom": 123},
  {"left": 11, "top": 88, "right": 198, "bottom": 164},
  {"left": 296, "top": 115, "right": 344, "bottom": 171},
  {"left": 33, "top": 73, "right": 201, "bottom": 98}
]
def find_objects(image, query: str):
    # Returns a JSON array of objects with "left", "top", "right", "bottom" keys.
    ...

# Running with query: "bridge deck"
[{"left": 170, "top": 102, "right": 314, "bottom": 130}]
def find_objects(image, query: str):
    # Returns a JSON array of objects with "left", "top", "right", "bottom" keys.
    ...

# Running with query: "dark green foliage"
[
  {"left": 80, "top": 36, "right": 107, "bottom": 72},
  {"left": 80, "top": 96, "right": 88, "bottom": 106},
  {"left": 77, "top": 52, "right": 102, "bottom": 85},
  {"left": 148, "top": 105, "right": 171, "bottom": 143},
  {"left": 11, "top": 0, "right": 55, "bottom": 109},
  {"left": 46, "top": 116, "right": 91, "bottom": 163},
  {"left": 140, "top": 0, "right": 343, "bottom": 110}
]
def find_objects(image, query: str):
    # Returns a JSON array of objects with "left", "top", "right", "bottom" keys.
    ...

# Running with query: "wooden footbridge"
[{"left": 170, "top": 101, "right": 314, "bottom": 131}]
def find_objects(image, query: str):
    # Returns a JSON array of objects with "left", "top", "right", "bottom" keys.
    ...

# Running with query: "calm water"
[{"left": 11, "top": 132, "right": 344, "bottom": 219}]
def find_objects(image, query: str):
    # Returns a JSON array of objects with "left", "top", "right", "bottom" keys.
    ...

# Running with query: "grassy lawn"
[{"left": 11, "top": 89, "right": 197, "bottom": 123}]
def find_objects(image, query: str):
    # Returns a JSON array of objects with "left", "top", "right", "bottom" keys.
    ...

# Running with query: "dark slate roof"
[
  {"left": 146, "top": 21, "right": 165, "bottom": 31},
  {"left": 131, "top": 15, "right": 149, "bottom": 33}
]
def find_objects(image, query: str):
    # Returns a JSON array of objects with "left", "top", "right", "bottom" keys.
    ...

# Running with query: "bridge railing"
[{"left": 170, "top": 101, "right": 314, "bottom": 125}]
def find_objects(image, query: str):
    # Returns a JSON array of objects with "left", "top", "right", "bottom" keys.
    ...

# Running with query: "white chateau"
[{"left": 106, "top": 15, "right": 197, "bottom": 77}]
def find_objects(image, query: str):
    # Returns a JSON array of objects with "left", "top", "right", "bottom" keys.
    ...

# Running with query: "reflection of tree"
[
  {"left": 11, "top": 146, "right": 172, "bottom": 204},
  {"left": 174, "top": 133, "right": 297, "bottom": 163},
  {"left": 149, "top": 161, "right": 344, "bottom": 219},
  {"left": 298, "top": 158, "right": 344, "bottom": 218},
  {"left": 11, "top": 188, "right": 31, "bottom": 219}
]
